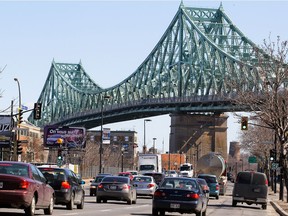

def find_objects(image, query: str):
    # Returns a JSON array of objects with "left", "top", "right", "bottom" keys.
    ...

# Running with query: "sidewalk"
[{"left": 269, "top": 187, "right": 288, "bottom": 216}]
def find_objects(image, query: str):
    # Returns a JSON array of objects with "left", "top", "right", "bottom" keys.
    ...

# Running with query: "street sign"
[
  {"left": 271, "top": 162, "right": 279, "bottom": 170},
  {"left": 248, "top": 156, "right": 257, "bottom": 163}
]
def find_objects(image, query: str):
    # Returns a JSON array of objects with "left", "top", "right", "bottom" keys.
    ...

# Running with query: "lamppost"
[
  {"left": 121, "top": 147, "right": 124, "bottom": 172},
  {"left": 99, "top": 94, "right": 111, "bottom": 174},
  {"left": 143, "top": 119, "right": 151, "bottom": 154},
  {"left": 153, "top": 138, "right": 157, "bottom": 154},
  {"left": 14, "top": 78, "right": 22, "bottom": 161}
]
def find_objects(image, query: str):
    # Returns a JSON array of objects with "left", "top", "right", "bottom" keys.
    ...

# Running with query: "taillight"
[
  {"left": 216, "top": 185, "right": 219, "bottom": 190},
  {"left": 265, "top": 179, "right": 268, "bottom": 185},
  {"left": 61, "top": 181, "right": 71, "bottom": 189},
  {"left": 98, "top": 184, "right": 103, "bottom": 189},
  {"left": 154, "top": 191, "right": 165, "bottom": 197},
  {"left": 147, "top": 183, "right": 155, "bottom": 188},
  {"left": 122, "top": 184, "right": 131, "bottom": 190},
  {"left": 19, "top": 180, "right": 29, "bottom": 189},
  {"left": 186, "top": 193, "right": 199, "bottom": 199}
]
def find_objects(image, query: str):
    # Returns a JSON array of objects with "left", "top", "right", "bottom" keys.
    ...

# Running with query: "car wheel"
[
  {"left": 66, "top": 193, "right": 74, "bottom": 210},
  {"left": 96, "top": 197, "right": 101, "bottom": 203},
  {"left": 232, "top": 200, "right": 237, "bottom": 207},
  {"left": 202, "top": 209, "right": 207, "bottom": 216},
  {"left": 77, "top": 194, "right": 84, "bottom": 209},
  {"left": 103, "top": 199, "right": 107, "bottom": 203},
  {"left": 262, "top": 204, "right": 267, "bottom": 210},
  {"left": 24, "top": 195, "right": 36, "bottom": 216},
  {"left": 132, "top": 198, "right": 137, "bottom": 204},
  {"left": 152, "top": 208, "right": 158, "bottom": 216},
  {"left": 195, "top": 211, "right": 201, "bottom": 216},
  {"left": 90, "top": 192, "right": 93, "bottom": 196},
  {"left": 159, "top": 210, "right": 165, "bottom": 216},
  {"left": 44, "top": 196, "right": 54, "bottom": 215},
  {"left": 216, "top": 195, "right": 219, "bottom": 200}
]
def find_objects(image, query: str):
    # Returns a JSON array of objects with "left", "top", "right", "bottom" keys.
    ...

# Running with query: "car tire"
[
  {"left": 90, "top": 192, "right": 93, "bottom": 196},
  {"left": 103, "top": 199, "right": 107, "bottom": 203},
  {"left": 159, "top": 210, "right": 165, "bottom": 216},
  {"left": 202, "top": 209, "right": 207, "bottom": 216},
  {"left": 67, "top": 193, "right": 74, "bottom": 210},
  {"left": 77, "top": 194, "right": 84, "bottom": 209},
  {"left": 232, "top": 200, "right": 237, "bottom": 207},
  {"left": 127, "top": 199, "right": 132, "bottom": 205},
  {"left": 216, "top": 195, "right": 219, "bottom": 200},
  {"left": 262, "top": 204, "right": 267, "bottom": 210},
  {"left": 44, "top": 196, "right": 54, "bottom": 215},
  {"left": 152, "top": 208, "right": 158, "bottom": 216},
  {"left": 96, "top": 197, "right": 101, "bottom": 203},
  {"left": 24, "top": 195, "right": 36, "bottom": 216}
]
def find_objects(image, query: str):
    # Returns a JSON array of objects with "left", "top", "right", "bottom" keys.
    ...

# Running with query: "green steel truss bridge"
[{"left": 28, "top": 3, "right": 267, "bottom": 129}]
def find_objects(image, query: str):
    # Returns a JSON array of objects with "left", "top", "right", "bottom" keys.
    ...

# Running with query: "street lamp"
[
  {"left": 121, "top": 147, "right": 124, "bottom": 172},
  {"left": 153, "top": 138, "right": 157, "bottom": 154},
  {"left": 99, "top": 94, "right": 111, "bottom": 174},
  {"left": 14, "top": 78, "right": 22, "bottom": 161},
  {"left": 143, "top": 119, "right": 151, "bottom": 154}
]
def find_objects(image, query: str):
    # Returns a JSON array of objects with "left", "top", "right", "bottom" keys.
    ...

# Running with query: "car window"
[
  {"left": 252, "top": 173, "right": 266, "bottom": 185},
  {"left": 0, "top": 163, "right": 29, "bottom": 177},
  {"left": 133, "top": 177, "right": 152, "bottom": 182},
  {"left": 198, "top": 176, "right": 217, "bottom": 183},
  {"left": 102, "top": 177, "right": 129, "bottom": 183},
  {"left": 237, "top": 172, "right": 251, "bottom": 184},
  {"left": 31, "top": 165, "right": 42, "bottom": 182}
]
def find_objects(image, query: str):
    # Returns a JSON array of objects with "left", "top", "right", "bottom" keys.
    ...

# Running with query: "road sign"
[
  {"left": 248, "top": 156, "right": 257, "bottom": 163},
  {"left": 271, "top": 162, "right": 279, "bottom": 170}
]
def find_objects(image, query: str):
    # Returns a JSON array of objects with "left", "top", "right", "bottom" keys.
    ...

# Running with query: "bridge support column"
[{"left": 169, "top": 113, "right": 228, "bottom": 162}]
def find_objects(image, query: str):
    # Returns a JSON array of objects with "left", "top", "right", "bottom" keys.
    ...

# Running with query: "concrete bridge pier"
[{"left": 169, "top": 113, "right": 228, "bottom": 164}]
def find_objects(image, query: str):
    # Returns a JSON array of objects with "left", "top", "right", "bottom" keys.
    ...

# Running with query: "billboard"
[
  {"left": 0, "top": 115, "right": 14, "bottom": 147},
  {"left": 44, "top": 126, "right": 86, "bottom": 149}
]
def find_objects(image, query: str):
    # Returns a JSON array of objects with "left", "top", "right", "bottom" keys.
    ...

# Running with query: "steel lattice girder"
[{"left": 28, "top": 4, "right": 268, "bottom": 129}]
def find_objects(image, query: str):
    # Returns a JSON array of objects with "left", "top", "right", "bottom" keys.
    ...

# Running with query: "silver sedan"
[{"left": 133, "top": 175, "right": 158, "bottom": 198}]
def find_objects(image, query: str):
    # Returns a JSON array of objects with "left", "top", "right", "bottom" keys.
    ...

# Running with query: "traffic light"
[
  {"left": 57, "top": 149, "right": 63, "bottom": 167},
  {"left": 270, "top": 149, "right": 276, "bottom": 161},
  {"left": 57, "top": 149, "right": 63, "bottom": 160},
  {"left": 241, "top": 116, "right": 248, "bottom": 130},
  {"left": 18, "top": 108, "right": 23, "bottom": 126},
  {"left": 33, "top": 103, "right": 42, "bottom": 120},
  {"left": 17, "top": 141, "right": 23, "bottom": 155}
]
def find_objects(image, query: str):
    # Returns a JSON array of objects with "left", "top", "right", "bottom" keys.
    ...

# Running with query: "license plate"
[
  {"left": 0, "top": 182, "right": 3, "bottom": 189},
  {"left": 110, "top": 185, "right": 117, "bottom": 190},
  {"left": 253, "top": 188, "right": 260, "bottom": 192},
  {"left": 170, "top": 203, "right": 180, "bottom": 208}
]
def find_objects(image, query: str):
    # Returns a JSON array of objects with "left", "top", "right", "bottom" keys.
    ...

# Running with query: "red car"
[
  {"left": 0, "top": 161, "right": 55, "bottom": 216},
  {"left": 118, "top": 172, "right": 134, "bottom": 181}
]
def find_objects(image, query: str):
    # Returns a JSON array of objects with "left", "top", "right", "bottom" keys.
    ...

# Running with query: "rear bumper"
[
  {"left": 136, "top": 188, "right": 155, "bottom": 196},
  {"left": 153, "top": 199, "right": 202, "bottom": 213},
  {"left": 97, "top": 190, "right": 131, "bottom": 201},
  {"left": 55, "top": 190, "right": 71, "bottom": 204},
  {"left": 233, "top": 196, "right": 267, "bottom": 204},
  {"left": 0, "top": 190, "right": 32, "bottom": 208}
]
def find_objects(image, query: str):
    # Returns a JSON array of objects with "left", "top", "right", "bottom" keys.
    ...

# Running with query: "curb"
[{"left": 270, "top": 201, "right": 288, "bottom": 216}]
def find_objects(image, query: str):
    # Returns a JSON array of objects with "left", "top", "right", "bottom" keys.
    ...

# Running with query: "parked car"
[
  {"left": 232, "top": 171, "right": 268, "bottom": 209},
  {"left": 133, "top": 175, "right": 157, "bottom": 197},
  {"left": 97, "top": 176, "right": 137, "bottom": 204},
  {"left": 90, "top": 173, "right": 113, "bottom": 196},
  {"left": 197, "top": 174, "right": 219, "bottom": 199},
  {"left": 118, "top": 172, "right": 134, "bottom": 181},
  {"left": 152, "top": 177, "right": 208, "bottom": 216},
  {"left": 196, "top": 178, "right": 210, "bottom": 201},
  {"left": 142, "top": 172, "right": 165, "bottom": 186},
  {"left": 0, "top": 161, "right": 55, "bottom": 216},
  {"left": 38, "top": 167, "right": 85, "bottom": 210}
]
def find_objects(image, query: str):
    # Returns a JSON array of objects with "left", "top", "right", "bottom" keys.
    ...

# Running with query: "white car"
[{"left": 167, "top": 170, "right": 178, "bottom": 177}]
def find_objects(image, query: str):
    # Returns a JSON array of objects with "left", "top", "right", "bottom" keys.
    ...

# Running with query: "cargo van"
[{"left": 232, "top": 171, "right": 268, "bottom": 209}]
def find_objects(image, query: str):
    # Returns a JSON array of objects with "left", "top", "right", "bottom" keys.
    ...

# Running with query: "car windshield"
[
  {"left": 94, "top": 176, "right": 105, "bottom": 183},
  {"left": 0, "top": 163, "right": 28, "bottom": 177},
  {"left": 133, "top": 176, "right": 152, "bottom": 182},
  {"left": 102, "top": 177, "right": 129, "bottom": 183},
  {"left": 180, "top": 165, "right": 192, "bottom": 171},
  {"left": 140, "top": 165, "right": 155, "bottom": 170},
  {"left": 198, "top": 176, "right": 217, "bottom": 183},
  {"left": 160, "top": 178, "right": 198, "bottom": 190}
]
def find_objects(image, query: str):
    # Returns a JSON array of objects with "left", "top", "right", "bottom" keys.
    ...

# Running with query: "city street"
[{"left": 0, "top": 182, "right": 279, "bottom": 216}]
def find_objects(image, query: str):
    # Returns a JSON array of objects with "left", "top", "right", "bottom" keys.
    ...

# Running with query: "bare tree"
[{"left": 231, "top": 36, "right": 288, "bottom": 201}]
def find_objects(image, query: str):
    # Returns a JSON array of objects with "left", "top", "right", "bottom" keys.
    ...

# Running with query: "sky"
[{"left": 0, "top": 0, "right": 287, "bottom": 153}]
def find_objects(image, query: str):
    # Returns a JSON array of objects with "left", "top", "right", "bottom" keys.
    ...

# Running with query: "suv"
[
  {"left": 197, "top": 174, "right": 219, "bottom": 199},
  {"left": 232, "top": 171, "right": 268, "bottom": 209},
  {"left": 38, "top": 167, "right": 85, "bottom": 210}
]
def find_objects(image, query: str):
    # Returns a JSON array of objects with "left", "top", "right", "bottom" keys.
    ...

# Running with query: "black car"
[
  {"left": 38, "top": 167, "right": 85, "bottom": 210},
  {"left": 152, "top": 177, "right": 208, "bottom": 216},
  {"left": 90, "top": 173, "right": 113, "bottom": 196}
]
